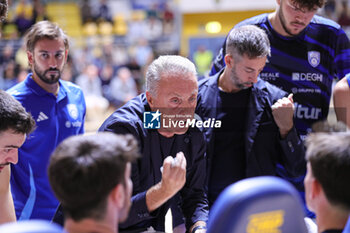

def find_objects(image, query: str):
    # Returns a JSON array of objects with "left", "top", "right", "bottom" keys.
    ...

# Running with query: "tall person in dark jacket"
[
  {"left": 100, "top": 55, "right": 208, "bottom": 233},
  {"left": 196, "top": 25, "right": 306, "bottom": 207}
]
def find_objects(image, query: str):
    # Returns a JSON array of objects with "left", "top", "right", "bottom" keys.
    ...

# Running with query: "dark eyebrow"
[{"left": 38, "top": 50, "right": 64, "bottom": 53}]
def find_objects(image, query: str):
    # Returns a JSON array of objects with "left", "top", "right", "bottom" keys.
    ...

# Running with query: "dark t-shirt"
[{"left": 209, "top": 87, "right": 251, "bottom": 205}]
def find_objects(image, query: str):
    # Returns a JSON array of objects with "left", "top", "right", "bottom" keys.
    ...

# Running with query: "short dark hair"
[
  {"left": 0, "top": 0, "right": 8, "bottom": 21},
  {"left": 291, "top": 0, "right": 325, "bottom": 11},
  {"left": 226, "top": 25, "right": 271, "bottom": 61},
  {"left": 25, "top": 20, "right": 69, "bottom": 53},
  {"left": 0, "top": 90, "right": 35, "bottom": 135},
  {"left": 48, "top": 132, "right": 139, "bottom": 221},
  {"left": 306, "top": 122, "right": 350, "bottom": 210}
]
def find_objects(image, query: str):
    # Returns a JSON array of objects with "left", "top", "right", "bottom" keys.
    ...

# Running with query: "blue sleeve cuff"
[{"left": 279, "top": 127, "right": 302, "bottom": 153}]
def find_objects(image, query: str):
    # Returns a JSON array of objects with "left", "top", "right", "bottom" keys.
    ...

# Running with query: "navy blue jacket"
[
  {"left": 196, "top": 72, "right": 306, "bottom": 186},
  {"left": 99, "top": 93, "right": 209, "bottom": 232}
]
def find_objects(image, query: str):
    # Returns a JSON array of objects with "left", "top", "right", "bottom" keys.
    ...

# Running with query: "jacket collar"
[{"left": 198, "top": 71, "right": 221, "bottom": 119}]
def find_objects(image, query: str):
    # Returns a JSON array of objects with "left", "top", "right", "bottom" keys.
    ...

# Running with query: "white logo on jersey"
[
  {"left": 294, "top": 103, "right": 322, "bottom": 120},
  {"left": 308, "top": 51, "right": 320, "bottom": 68},
  {"left": 292, "top": 88, "right": 321, "bottom": 94},
  {"left": 260, "top": 72, "right": 279, "bottom": 81},
  {"left": 65, "top": 121, "right": 71, "bottom": 128},
  {"left": 292, "top": 73, "right": 323, "bottom": 82},
  {"left": 67, "top": 104, "right": 78, "bottom": 120},
  {"left": 37, "top": 112, "right": 49, "bottom": 122},
  {"left": 65, "top": 120, "right": 82, "bottom": 128}
]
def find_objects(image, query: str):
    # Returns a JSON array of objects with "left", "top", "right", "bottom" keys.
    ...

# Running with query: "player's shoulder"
[
  {"left": 60, "top": 80, "right": 83, "bottom": 94},
  {"left": 235, "top": 13, "right": 269, "bottom": 28},
  {"left": 310, "top": 15, "right": 342, "bottom": 31},
  {"left": 7, "top": 80, "right": 32, "bottom": 101},
  {"left": 334, "top": 75, "right": 350, "bottom": 93}
]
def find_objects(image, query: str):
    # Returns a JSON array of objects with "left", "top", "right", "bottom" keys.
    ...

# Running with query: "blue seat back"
[
  {"left": 0, "top": 220, "right": 63, "bottom": 233},
  {"left": 207, "top": 176, "right": 308, "bottom": 233}
]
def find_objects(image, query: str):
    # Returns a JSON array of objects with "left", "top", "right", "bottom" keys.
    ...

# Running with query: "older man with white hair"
[{"left": 100, "top": 55, "right": 208, "bottom": 233}]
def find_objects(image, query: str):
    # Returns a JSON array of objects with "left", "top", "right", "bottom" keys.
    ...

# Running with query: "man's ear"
[
  {"left": 27, "top": 51, "right": 33, "bottom": 66},
  {"left": 311, "top": 178, "right": 322, "bottom": 199},
  {"left": 64, "top": 49, "right": 69, "bottom": 63},
  {"left": 224, "top": 54, "right": 234, "bottom": 68},
  {"left": 146, "top": 91, "right": 154, "bottom": 108},
  {"left": 111, "top": 184, "right": 125, "bottom": 209}
]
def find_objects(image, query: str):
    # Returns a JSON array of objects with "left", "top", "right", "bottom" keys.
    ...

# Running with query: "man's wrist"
[
  {"left": 190, "top": 221, "right": 207, "bottom": 233},
  {"left": 279, "top": 126, "right": 292, "bottom": 139},
  {"left": 191, "top": 225, "right": 207, "bottom": 233},
  {"left": 158, "top": 181, "right": 175, "bottom": 198},
  {"left": 146, "top": 182, "right": 173, "bottom": 212}
]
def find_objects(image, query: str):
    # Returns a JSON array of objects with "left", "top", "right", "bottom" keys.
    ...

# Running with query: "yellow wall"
[{"left": 181, "top": 10, "right": 274, "bottom": 56}]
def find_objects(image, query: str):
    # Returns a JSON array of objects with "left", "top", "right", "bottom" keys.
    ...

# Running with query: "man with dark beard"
[
  {"left": 7, "top": 20, "right": 86, "bottom": 221},
  {"left": 210, "top": 0, "right": 350, "bottom": 218},
  {"left": 196, "top": 25, "right": 306, "bottom": 207}
]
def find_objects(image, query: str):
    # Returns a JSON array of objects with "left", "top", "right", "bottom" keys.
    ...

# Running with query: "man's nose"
[
  {"left": 48, "top": 56, "right": 58, "bottom": 68},
  {"left": 295, "top": 11, "right": 307, "bottom": 23},
  {"left": 250, "top": 73, "right": 258, "bottom": 83},
  {"left": 6, "top": 151, "right": 18, "bottom": 165}
]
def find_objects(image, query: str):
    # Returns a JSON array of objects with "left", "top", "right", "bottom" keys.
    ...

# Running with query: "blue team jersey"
[
  {"left": 211, "top": 14, "right": 350, "bottom": 138},
  {"left": 7, "top": 74, "right": 86, "bottom": 220}
]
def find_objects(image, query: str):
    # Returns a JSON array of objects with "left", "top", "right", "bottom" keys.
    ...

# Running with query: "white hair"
[{"left": 146, "top": 55, "right": 197, "bottom": 95}]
